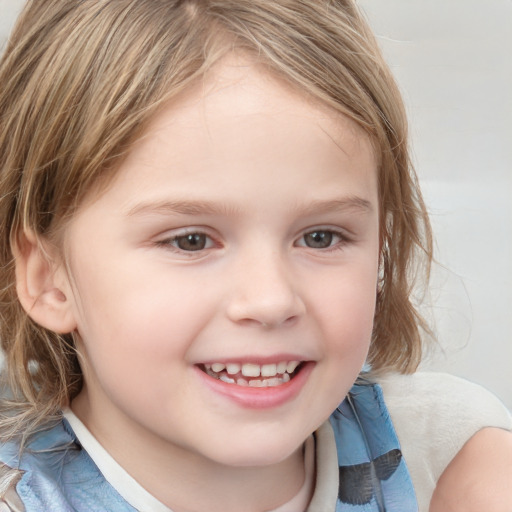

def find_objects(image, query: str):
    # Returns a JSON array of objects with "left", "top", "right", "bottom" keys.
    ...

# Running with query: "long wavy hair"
[{"left": 0, "top": 0, "right": 432, "bottom": 442}]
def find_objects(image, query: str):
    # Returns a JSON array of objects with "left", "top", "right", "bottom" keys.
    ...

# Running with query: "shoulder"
[
  {"left": 375, "top": 371, "right": 512, "bottom": 510},
  {"left": 430, "top": 427, "right": 512, "bottom": 512},
  {"left": 378, "top": 371, "right": 511, "bottom": 444},
  {"left": 378, "top": 371, "right": 511, "bottom": 427},
  {"left": 0, "top": 420, "right": 92, "bottom": 511},
  {"left": 0, "top": 420, "right": 74, "bottom": 511},
  {"left": 1, "top": 419, "right": 139, "bottom": 511}
]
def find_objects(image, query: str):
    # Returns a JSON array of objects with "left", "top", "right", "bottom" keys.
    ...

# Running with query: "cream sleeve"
[{"left": 378, "top": 371, "right": 512, "bottom": 512}]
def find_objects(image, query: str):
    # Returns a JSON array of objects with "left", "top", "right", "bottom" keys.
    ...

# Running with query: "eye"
[
  {"left": 174, "top": 233, "right": 209, "bottom": 251},
  {"left": 158, "top": 231, "right": 215, "bottom": 252},
  {"left": 297, "top": 229, "right": 344, "bottom": 249}
]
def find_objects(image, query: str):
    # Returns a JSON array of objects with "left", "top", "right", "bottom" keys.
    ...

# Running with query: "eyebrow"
[
  {"left": 127, "top": 199, "right": 241, "bottom": 217},
  {"left": 126, "top": 196, "right": 374, "bottom": 218},
  {"left": 296, "top": 197, "right": 374, "bottom": 216}
]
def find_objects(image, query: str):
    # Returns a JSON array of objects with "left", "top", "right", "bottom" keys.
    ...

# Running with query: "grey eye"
[{"left": 303, "top": 230, "right": 334, "bottom": 248}]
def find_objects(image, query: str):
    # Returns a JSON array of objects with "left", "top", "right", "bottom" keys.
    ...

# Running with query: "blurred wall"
[
  {"left": 0, "top": 1, "right": 23, "bottom": 41},
  {"left": 1, "top": 1, "right": 511, "bottom": 408},
  {"left": 359, "top": 0, "right": 512, "bottom": 409}
]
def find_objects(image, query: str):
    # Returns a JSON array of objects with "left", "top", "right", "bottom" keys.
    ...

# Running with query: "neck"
[{"left": 153, "top": 447, "right": 306, "bottom": 512}]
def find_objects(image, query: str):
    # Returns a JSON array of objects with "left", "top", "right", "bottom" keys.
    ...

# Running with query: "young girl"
[{"left": 0, "top": 1, "right": 510, "bottom": 511}]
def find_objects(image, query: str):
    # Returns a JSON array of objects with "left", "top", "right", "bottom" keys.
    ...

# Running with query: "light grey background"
[
  {"left": 358, "top": 0, "right": 512, "bottom": 410},
  {"left": 1, "top": 1, "right": 511, "bottom": 408}
]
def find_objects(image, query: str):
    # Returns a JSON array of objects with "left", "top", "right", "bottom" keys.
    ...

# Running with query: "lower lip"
[{"left": 194, "top": 362, "right": 314, "bottom": 409}]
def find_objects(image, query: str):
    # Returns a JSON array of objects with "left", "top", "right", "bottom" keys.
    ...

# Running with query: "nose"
[{"left": 225, "top": 249, "right": 306, "bottom": 328}]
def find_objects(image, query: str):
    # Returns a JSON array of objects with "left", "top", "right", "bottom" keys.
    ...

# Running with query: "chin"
[{"left": 201, "top": 431, "right": 307, "bottom": 468}]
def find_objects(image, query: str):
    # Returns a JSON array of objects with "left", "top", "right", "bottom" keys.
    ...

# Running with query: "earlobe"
[{"left": 14, "top": 230, "right": 77, "bottom": 334}]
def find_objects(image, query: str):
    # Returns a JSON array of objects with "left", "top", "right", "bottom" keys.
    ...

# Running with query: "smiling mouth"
[{"left": 199, "top": 361, "right": 304, "bottom": 388}]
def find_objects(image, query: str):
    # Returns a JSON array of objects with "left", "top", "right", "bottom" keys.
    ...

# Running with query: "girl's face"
[{"left": 64, "top": 57, "right": 380, "bottom": 469}]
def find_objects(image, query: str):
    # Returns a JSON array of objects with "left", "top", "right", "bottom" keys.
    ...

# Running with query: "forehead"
[
  {"left": 77, "top": 54, "right": 377, "bottom": 218},
  {"left": 133, "top": 53, "right": 375, "bottom": 168}
]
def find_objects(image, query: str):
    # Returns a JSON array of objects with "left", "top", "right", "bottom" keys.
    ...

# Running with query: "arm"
[{"left": 429, "top": 427, "right": 512, "bottom": 512}]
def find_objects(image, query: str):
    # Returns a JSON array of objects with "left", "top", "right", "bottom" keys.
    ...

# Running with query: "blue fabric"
[
  {"left": 0, "top": 420, "right": 137, "bottom": 511},
  {"left": 0, "top": 381, "right": 417, "bottom": 511},
  {"left": 331, "top": 381, "right": 418, "bottom": 511}
]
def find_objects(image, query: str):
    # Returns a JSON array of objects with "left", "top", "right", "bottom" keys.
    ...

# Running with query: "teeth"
[
  {"left": 287, "top": 361, "right": 299, "bottom": 373},
  {"left": 277, "top": 361, "right": 287, "bottom": 374},
  {"left": 261, "top": 364, "right": 277, "bottom": 377},
  {"left": 226, "top": 363, "right": 241, "bottom": 375},
  {"left": 204, "top": 360, "right": 302, "bottom": 385},
  {"left": 241, "top": 363, "right": 260, "bottom": 377},
  {"left": 208, "top": 371, "right": 292, "bottom": 387}
]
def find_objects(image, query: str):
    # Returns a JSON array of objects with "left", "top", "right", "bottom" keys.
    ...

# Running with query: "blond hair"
[{"left": 0, "top": 0, "right": 432, "bottom": 441}]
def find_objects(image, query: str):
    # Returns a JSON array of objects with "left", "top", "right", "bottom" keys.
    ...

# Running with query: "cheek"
[
  {"left": 71, "top": 255, "right": 189, "bottom": 338},
  {"left": 69, "top": 260, "right": 221, "bottom": 396},
  {"left": 300, "top": 268, "right": 377, "bottom": 428},
  {"left": 314, "top": 264, "right": 378, "bottom": 347}
]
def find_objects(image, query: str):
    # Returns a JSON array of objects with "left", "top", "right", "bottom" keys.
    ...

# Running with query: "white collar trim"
[{"left": 63, "top": 409, "right": 173, "bottom": 512}]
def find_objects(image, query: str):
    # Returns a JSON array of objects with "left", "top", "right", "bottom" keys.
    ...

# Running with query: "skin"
[
  {"left": 20, "top": 56, "right": 380, "bottom": 512},
  {"left": 430, "top": 427, "right": 512, "bottom": 512}
]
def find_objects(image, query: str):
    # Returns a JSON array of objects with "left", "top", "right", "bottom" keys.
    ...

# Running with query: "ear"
[{"left": 14, "top": 230, "right": 77, "bottom": 334}]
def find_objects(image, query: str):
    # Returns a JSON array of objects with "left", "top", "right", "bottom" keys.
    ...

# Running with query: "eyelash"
[{"left": 155, "top": 228, "right": 349, "bottom": 254}]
